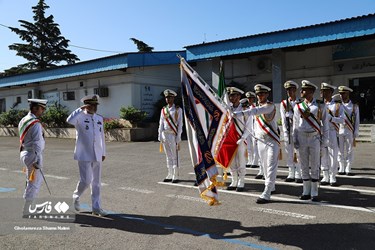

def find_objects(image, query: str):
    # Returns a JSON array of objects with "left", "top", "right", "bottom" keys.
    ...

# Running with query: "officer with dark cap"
[{"left": 67, "top": 94, "right": 107, "bottom": 216}]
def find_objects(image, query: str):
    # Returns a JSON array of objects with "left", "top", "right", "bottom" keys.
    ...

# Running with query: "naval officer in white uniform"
[
  {"left": 67, "top": 94, "right": 107, "bottom": 216},
  {"left": 19, "top": 99, "right": 48, "bottom": 210}
]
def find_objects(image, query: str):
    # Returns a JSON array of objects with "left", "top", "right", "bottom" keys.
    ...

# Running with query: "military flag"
[{"left": 180, "top": 58, "right": 228, "bottom": 205}]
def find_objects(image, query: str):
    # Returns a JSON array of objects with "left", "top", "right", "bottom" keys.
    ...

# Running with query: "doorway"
[{"left": 349, "top": 77, "right": 375, "bottom": 123}]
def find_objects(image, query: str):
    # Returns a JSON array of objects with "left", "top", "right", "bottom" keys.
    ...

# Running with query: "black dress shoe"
[
  {"left": 300, "top": 195, "right": 311, "bottom": 200},
  {"left": 285, "top": 177, "right": 295, "bottom": 182},
  {"left": 236, "top": 187, "right": 244, "bottom": 192},
  {"left": 346, "top": 172, "right": 354, "bottom": 176},
  {"left": 320, "top": 181, "right": 329, "bottom": 186},
  {"left": 255, "top": 174, "right": 264, "bottom": 179},
  {"left": 311, "top": 196, "right": 320, "bottom": 202},
  {"left": 172, "top": 179, "right": 179, "bottom": 183},
  {"left": 226, "top": 186, "right": 236, "bottom": 191},
  {"left": 246, "top": 164, "right": 251, "bottom": 168},
  {"left": 295, "top": 178, "right": 303, "bottom": 183},
  {"left": 251, "top": 165, "right": 259, "bottom": 168},
  {"left": 330, "top": 182, "right": 338, "bottom": 187},
  {"left": 193, "top": 182, "right": 198, "bottom": 186},
  {"left": 338, "top": 172, "right": 345, "bottom": 175},
  {"left": 163, "top": 178, "right": 172, "bottom": 182},
  {"left": 256, "top": 198, "right": 270, "bottom": 204}
]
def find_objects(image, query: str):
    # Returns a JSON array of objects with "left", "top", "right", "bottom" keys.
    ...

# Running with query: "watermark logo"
[{"left": 27, "top": 201, "right": 69, "bottom": 214}]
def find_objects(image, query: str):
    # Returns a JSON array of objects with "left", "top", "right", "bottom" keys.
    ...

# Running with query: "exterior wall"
[{"left": 0, "top": 64, "right": 181, "bottom": 119}]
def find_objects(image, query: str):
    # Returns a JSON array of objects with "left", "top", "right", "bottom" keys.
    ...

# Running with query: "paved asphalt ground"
[{"left": 0, "top": 136, "right": 374, "bottom": 250}]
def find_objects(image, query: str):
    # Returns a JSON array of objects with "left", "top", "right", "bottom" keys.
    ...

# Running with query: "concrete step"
[{"left": 357, "top": 124, "right": 375, "bottom": 143}]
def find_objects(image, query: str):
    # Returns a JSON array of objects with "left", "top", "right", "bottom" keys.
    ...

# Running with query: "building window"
[{"left": 0, "top": 98, "right": 5, "bottom": 113}]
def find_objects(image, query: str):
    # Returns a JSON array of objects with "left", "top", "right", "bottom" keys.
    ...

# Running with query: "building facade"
[
  {"left": 0, "top": 51, "right": 185, "bottom": 120},
  {"left": 185, "top": 14, "right": 375, "bottom": 123}
]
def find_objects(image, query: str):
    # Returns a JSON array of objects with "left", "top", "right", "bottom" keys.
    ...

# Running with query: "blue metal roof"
[
  {"left": 186, "top": 14, "right": 375, "bottom": 61},
  {"left": 0, "top": 51, "right": 185, "bottom": 88}
]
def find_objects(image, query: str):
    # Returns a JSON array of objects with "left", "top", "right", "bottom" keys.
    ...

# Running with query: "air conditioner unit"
[
  {"left": 257, "top": 58, "right": 272, "bottom": 73},
  {"left": 27, "top": 89, "right": 41, "bottom": 99},
  {"left": 63, "top": 91, "right": 75, "bottom": 101},
  {"left": 94, "top": 87, "right": 109, "bottom": 97}
]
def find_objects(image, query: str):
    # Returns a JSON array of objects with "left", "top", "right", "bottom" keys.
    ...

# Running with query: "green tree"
[
  {"left": 130, "top": 38, "right": 154, "bottom": 52},
  {"left": 6, "top": 0, "right": 79, "bottom": 75}
]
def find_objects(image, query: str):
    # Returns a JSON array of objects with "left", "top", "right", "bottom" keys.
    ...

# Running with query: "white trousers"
[
  {"left": 73, "top": 161, "right": 102, "bottom": 210},
  {"left": 162, "top": 132, "right": 179, "bottom": 168},
  {"left": 229, "top": 142, "right": 246, "bottom": 177},
  {"left": 338, "top": 132, "right": 354, "bottom": 166},
  {"left": 246, "top": 137, "right": 260, "bottom": 166},
  {"left": 257, "top": 137, "right": 279, "bottom": 190},
  {"left": 298, "top": 132, "right": 320, "bottom": 180},
  {"left": 20, "top": 151, "right": 43, "bottom": 201},
  {"left": 321, "top": 129, "right": 339, "bottom": 175}
]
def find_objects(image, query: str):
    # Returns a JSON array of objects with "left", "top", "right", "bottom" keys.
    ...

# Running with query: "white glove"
[
  {"left": 236, "top": 138, "right": 245, "bottom": 145},
  {"left": 284, "top": 133, "right": 289, "bottom": 143}
]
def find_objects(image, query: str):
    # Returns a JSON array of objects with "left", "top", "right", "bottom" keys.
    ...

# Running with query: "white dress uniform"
[
  {"left": 66, "top": 95, "right": 106, "bottom": 212},
  {"left": 229, "top": 103, "right": 247, "bottom": 190},
  {"left": 244, "top": 92, "right": 261, "bottom": 171},
  {"left": 158, "top": 89, "right": 183, "bottom": 183},
  {"left": 293, "top": 80, "right": 329, "bottom": 201},
  {"left": 19, "top": 99, "right": 47, "bottom": 202},
  {"left": 238, "top": 84, "right": 279, "bottom": 203},
  {"left": 223, "top": 87, "right": 246, "bottom": 191},
  {"left": 338, "top": 86, "right": 360, "bottom": 175},
  {"left": 280, "top": 81, "right": 302, "bottom": 182},
  {"left": 321, "top": 83, "right": 345, "bottom": 186}
]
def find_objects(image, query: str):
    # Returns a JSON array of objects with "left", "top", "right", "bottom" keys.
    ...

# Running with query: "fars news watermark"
[{"left": 0, "top": 198, "right": 76, "bottom": 234}]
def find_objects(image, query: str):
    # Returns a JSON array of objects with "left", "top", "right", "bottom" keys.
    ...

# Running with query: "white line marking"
[
  {"left": 43, "top": 174, "right": 69, "bottom": 180},
  {"left": 166, "top": 194, "right": 207, "bottom": 203},
  {"left": 12, "top": 170, "right": 24, "bottom": 173},
  {"left": 158, "top": 182, "right": 375, "bottom": 213},
  {"left": 249, "top": 207, "right": 316, "bottom": 220},
  {"left": 188, "top": 173, "right": 375, "bottom": 194},
  {"left": 119, "top": 186, "right": 154, "bottom": 194},
  {"left": 0, "top": 168, "right": 8, "bottom": 171}
]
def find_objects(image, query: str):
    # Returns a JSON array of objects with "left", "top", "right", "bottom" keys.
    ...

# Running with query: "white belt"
[{"left": 163, "top": 130, "right": 176, "bottom": 135}]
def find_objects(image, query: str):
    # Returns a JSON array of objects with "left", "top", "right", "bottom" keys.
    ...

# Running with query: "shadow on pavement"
[{"left": 74, "top": 213, "right": 374, "bottom": 250}]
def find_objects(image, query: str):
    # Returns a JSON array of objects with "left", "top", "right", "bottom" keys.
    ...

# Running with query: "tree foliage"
[
  {"left": 5, "top": 0, "right": 79, "bottom": 76},
  {"left": 130, "top": 38, "right": 154, "bottom": 52}
]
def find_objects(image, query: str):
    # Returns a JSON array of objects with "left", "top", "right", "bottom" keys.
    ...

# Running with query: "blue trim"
[
  {"left": 186, "top": 14, "right": 375, "bottom": 60},
  {"left": 0, "top": 187, "right": 16, "bottom": 192},
  {"left": 0, "top": 51, "right": 185, "bottom": 88}
]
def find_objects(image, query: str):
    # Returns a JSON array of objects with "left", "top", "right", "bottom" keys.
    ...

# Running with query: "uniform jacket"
[
  {"left": 325, "top": 99, "right": 345, "bottom": 131},
  {"left": 67, "top": 108, "right": 106, "bottom": 162},
  {"left": 293, "top": 98, "right": 329, "bottom": 145},
  {"left": 339, "top": 100, "right": 360, "bottom": 137},
  {"left": 18, "top": 112, "right": 45, "bottom": 167},
  {"left": 280, "top": 98, "right": 298, "bottom": 141},
  {"left": 158, "top": 104, "right": 183, "bottom": 141}
]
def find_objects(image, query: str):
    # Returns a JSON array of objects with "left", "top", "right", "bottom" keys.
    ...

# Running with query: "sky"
[{"left": 1, "top": 0, "right": 375, "bottom": 72}]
